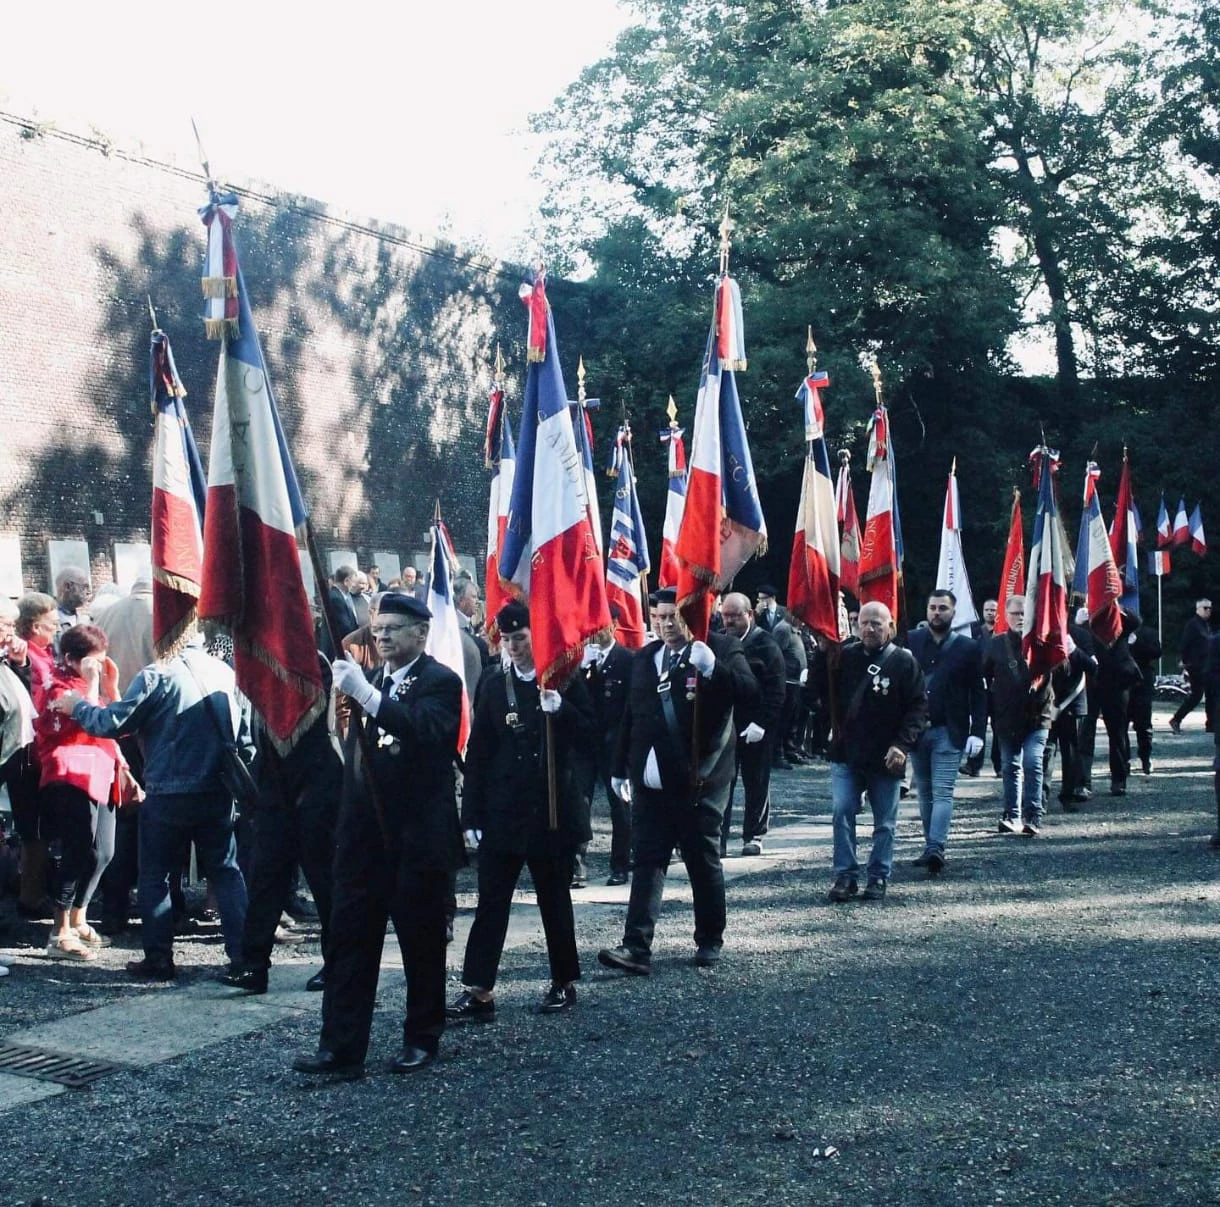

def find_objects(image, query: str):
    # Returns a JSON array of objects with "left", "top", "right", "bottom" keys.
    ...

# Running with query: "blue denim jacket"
[{"left": 71, "top": 645, "right": 254, "bottom": 796}]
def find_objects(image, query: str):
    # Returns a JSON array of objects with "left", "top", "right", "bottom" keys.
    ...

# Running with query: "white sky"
[{"left": 0, "top": 0, "right": 631, "bottom": 259}]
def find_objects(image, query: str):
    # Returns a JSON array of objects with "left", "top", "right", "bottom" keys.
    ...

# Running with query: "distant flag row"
[{"left": 1156, "top": 495, "right": 1206, "bottom": 556}]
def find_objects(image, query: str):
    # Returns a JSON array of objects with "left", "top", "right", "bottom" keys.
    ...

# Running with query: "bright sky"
[{"left": 0, "top": 1, "right": 631, "bottom": 260}]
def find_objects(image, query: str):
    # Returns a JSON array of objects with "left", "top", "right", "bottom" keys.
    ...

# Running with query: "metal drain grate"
[{"left": 0, "top": 1042, "right": 128, "bottom": 1089}]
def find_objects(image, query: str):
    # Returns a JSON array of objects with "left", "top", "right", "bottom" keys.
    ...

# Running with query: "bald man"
[{"left": 823, "top": 602, "right": 927, "bottom": 902}]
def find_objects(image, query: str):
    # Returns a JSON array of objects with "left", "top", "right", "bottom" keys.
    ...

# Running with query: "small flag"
[
  {"left": 484, "top": 388, "right": 516, "bottom": 645},
  {"left": 425, "top": 520, "right": 471, "bottom": 754},
  {"left": 658, "top": 415, "right": 687, "bottom": 589},
  {"left": 1149, "top": 550, "right": 1171, "bottom": 577},
  {"left": 934, "top": 461, "right": 979, "bottom": 632},
  {"left": 835, "top": 455, "right": 861, "bottom": 596},
  {"left": 1190, "top": 503, "right": 1206, "bottom": 556},
  {"left": 1172, "top": 496, "right": 1190, "bottom": 546},
  {"left": 1156, "top": 494, "right": 1171, "bottom": 548},
  {"left": 1022, "top": 446, "right": 1070, "bottom": 677},
  {"left": 994, "top": 490, "right": 1024, "bottom": 635},
  {"left": 857, "top": 407, "right": 901, "bottom": 620},
  {"left": 605, "top": 426, "right": 650, "bottom": 649}
]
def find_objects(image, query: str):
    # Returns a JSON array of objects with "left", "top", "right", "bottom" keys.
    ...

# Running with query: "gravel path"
[{"left": 1, "top": 709, "right": 1217, "bottom": 1207}]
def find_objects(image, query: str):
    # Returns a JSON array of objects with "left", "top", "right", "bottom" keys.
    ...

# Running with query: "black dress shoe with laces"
[
  {"left": 305, "top": 969, "right": 325, "bottom": 992},
  {"left": 446, "top": 990, "right": 496, "bottom": 1023},
  {"left": 694, "top": 944, "right": 721, "bottom": 968},
  {"left": 861, "top": 877, "right": 887, "bottom": 901},
  {"left": 219, "top": 966, "right": 268, "bottom": 994},
  {"left": 597, "top": 945, "right": 651, "bottom": 975},
  {"left": 126, "top": 957, "right": 176, "bottom": 981},
  {"left": 292, "top": 1049, "right": 364, "bottom": 1079},
  {"left": 387, "top": 1045, "right": 436, "bottom": 1073},
  {"left": 537, "top": 983, "right": 576, "bottom": 1013},
  {"left": 606, "top": 870, "right": 629, "bottom": 887}
]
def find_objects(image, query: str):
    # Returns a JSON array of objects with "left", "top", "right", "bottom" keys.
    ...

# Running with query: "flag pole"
[{"left": 1157, "top": 566, "right": 1163, "bottom": 677}]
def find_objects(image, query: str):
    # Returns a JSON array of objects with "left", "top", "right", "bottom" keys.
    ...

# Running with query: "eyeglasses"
[{"left": 371, "top": 623, "right": 425, "bottom": 638}]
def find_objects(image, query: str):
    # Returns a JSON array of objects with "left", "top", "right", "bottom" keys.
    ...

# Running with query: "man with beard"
[{"left": 906, "top": 590, "right": 986, "bottom": 876}]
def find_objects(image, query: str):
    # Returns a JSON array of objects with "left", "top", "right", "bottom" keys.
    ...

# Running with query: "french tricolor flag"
[
  {"left": 1190, "top": 503, "right": 1206, "bottom": 556},
  {"left": 484, "top": 388, "right": 515, "bottom": 644},
  {"left": 1107, "top": 451, "right": 1140, "bottom": 613},
  {"left": 605, "top": 427, "right": 650, "bottom": 649},
  {"left": 1156, "top": 494, "right": 1171, "bottom": 548},
  {"left": 1022, "top": 447, "right": 1070, "bottom": 677},
  {"left": 857, "top": 407, "right": 902, "bottom": 620},
  {"left": 675, "top": 279, "right": 767, "bottom": 640},
  {"left": 1073, "top": 460, "right": 1123, "bottom": 646},
  {"left": 835, "top": 455, "right": 861, "bottom": 597},
  {"left": 425, "top": 522, "right": 471, "bottom": 754},
  {"left": 197, "top": 192, "right": 324, "bottom": 752},
  {"left": 499, "top": 273, "right": 611, "bottom": 687},
  {"left": 149, "top": 328, "right": 207, "bottom": 657},
  {"left": 657, "top": 415, "right": 686, "bottom": 589},
  {"left": 935, "top": 462, "right": 979, "bottom": 632},
  {"left": 1172, "top": 496, "right": 1190, "bottom": 546},
  {"left": 787, "top": 372, "right": 840, "bottom": 643}
]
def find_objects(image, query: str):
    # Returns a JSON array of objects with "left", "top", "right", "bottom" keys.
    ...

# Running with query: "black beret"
[
  {"left": 378, "top": 593, "right": 431, "bottom": 621},
  {"left": 653, "top": 587, "right": 677, "bottom": 605},
  {"left": 647, "top": 592, "right": 659, "bottom": 607},
  {"left": 756, "top": 584, "right": 778, "bottom": 599},
  {"left": 497, "top": 599, "right": 531, "bottom": 633}
]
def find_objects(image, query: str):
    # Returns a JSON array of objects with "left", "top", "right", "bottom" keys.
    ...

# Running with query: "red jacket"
[{"left": 33, "top": 666, "right": 122, "bottom": 803}]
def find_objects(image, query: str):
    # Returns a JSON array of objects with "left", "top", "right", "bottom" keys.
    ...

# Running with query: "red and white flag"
[
  {"left": 149, "top": 328, "right": 207, "bottom": 657},
  {"left": 499, "top": 273, "right": 611, "bottom": 687},
  {"left": 658, "top": 411, "right": 687, "bottom": 589},
  {"left": 425, "top": 520, "right": 471, "bottom": 754},
  {"left": 934, "top": 461, "right": 978, "bottom": 631},
  {"left": 484, "top": 386, "right": 515, "bottom": 645},
  {"left": 1077, "top": 460, "right": 1123, "bottom": 645},
  {"left": 835, "top": 456, "right": 861, "bottom": 596},
  {"left": 787, "top": 371, "right": 840, "bottom": 643},
  {"left": 1022, "top": 447, "right": 1070, "bottom": 677},
  {"left": 993, "top": 491, "right": 1024, "bottom": 635},
  {"left": 197, "top": 192, "right": 324, "bottom": 751},
  {"left": 1172, "top": 496, "right": 1190, "bottom": 546},
  {"left": 857, "top": 407, "right": 901, "bottom": 620}
]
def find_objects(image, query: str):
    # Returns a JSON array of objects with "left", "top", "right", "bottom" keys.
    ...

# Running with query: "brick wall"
[{"left": 0, "top": 111, "right": 526, "bottom": 595}]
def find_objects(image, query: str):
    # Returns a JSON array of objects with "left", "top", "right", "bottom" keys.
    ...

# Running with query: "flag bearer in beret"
[
  {"left": 446, "top": 600, "right": 596, "bottom": 1021},
  {"left": 293, "top": 593, "right": 464, "bottom": 1079}
]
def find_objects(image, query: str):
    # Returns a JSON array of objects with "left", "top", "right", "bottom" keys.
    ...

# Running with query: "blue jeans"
[
  {"left": 912, "top": 726, "right": 963, "bottom": 855},
  {"left": 138, "top": 791, "right": 248, "bottom": 965},
  {"left": 998, "top": 730, "right": 1049, "bottom": 823},
  {"left": 830, "top": 763, "right": 901, "bottom": 881}
]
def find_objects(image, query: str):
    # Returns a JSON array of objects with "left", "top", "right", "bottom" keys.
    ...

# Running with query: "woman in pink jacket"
[{"left": 33, "top": 624, "right": 135, "bottom": 960}]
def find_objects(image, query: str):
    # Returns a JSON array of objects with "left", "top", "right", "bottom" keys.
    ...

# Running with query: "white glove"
[
  {"left": 331, "top": 657, "right": 376, "bottom": 710},
  {"left": 799, "top": 668, "right": 808, "bottom": 685},
  {"left": 611, "top": 777, "right": 632, "bottom": 803},
  {"left": 580, "top": 644, "right": 600, "bottom": 669},
  {"left": 964, "top": 736, "right": 984, "bottom": 759},
  {"left": 463, "top": 828, "right": 482, "bottom": 848},
  {"left": 739, "top": 722, "right": 766, "bottom": 744},
  {"left": 688, "top": 640, "right": 716, "bottom": 676},
  {"left": 539, "top": 688, "right": 562, "bottom": 714}
]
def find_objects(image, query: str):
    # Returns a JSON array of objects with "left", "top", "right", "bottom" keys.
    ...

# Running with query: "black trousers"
[
  {"left": 1128, "top": 686, "right": 1154, "bottom": 770},
  {"left": 779, "top": 684, "right": 801, "bottom": 756},
  {"left": 45, "top": 783, "right": 115, "bottom": 913},
  {"left": 461, "top": 847, "right": 579, "bottom": 991},
  {"left": 1043, "top": 712, "right": 1083, "bottom": 804},
  {"left": 579, "top": 749, "right": 631, "bottom": 876},
  {"left": 1170, "top": 674, "right": 1207, "bottom": 728},
  {"left": 320, "top": 801, "right": 450, "bottom": 1063},
  {"left": 624, "top": 784, "right": 726, "bottom": 958},
  {"left": 722, "top": 738, "right": 771, "bottom": 851},
  {"left": 1099, "top": 687, "right": 1132, "bottom": 788}
]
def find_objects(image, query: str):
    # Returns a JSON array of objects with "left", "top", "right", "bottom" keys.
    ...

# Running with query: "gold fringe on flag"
[
  {"left": 201, "top": 276, "right": 238, "bottom": 299},
  {"left": 526, "top": 347, "right": 545, "bottom": 364},
  {"left": 204, "top": 317, "right": 240, "bottom": 341}
]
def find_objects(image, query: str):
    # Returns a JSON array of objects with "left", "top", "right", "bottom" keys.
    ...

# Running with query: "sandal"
[
  {"left": 45, "top": 935, "right": 97, "bottom": 962},
  {"left": 73, "top": 925, "right": 109, "bottom": 948}
]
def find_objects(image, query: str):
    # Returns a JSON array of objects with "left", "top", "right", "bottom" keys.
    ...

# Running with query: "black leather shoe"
[
  {"left": 597, "top": 945, "right": 651, "bottom": 975},
  {"left": 386, "top": 1044, "right": 436, "bottom": 1073},
  {"left": 694, "top": 944, "right": 721, "bottom": 968},
  {"left": 445, "top": 990, "right": 496, "bottom": 1023},
  {"left": 126, "top": 957, "right": 176, "bottom": 981},
  {"left": 606, "top": 870, "right": 629, "bottom": 887},
  {"left": 219, "top": 966, "right": 268, "bottom": 994},
  {"left": 827, "top": 875, "right": 858, "bottom": 903},
  {"left": 292, "top": 1049, "right": 364, "bottom": 1079},
  {"left": 911, "top": 851, "right": 933, "bottom": 867},
  {"left": 537, "top": 983, "right": 576, "bottom": 1013},
  {"left": 926, "top": 851, "right": 945, "bottom": 877},
  {"left": 305, "top": 969, "right": 325, "bottom": 992},
  {"left": 861, "top": 877, "right": 887, "bottom": 901}
]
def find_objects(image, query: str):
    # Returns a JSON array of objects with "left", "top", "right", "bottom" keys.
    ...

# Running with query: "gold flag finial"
[
  {"left": 951, "top": 455, "right": 957, "bottom": 475},
  {"left": 806, "top": 327, "right": 817, "bottom": 375},
  {"left": 577, "top": 355, "right": 586, "bottom": 405},
  {"left": 493, "top": 341, "right": 505, "bottom": 388},
  {"left": 871, "top": 359, "right": 884, "bottom": 408},
  {"left": 718, "top": 200, "right": 734, "bottom": 275},
  {"left": 147, "top": 294, "right": 160, "bottom": 332},
  {"left": 666, "top": 394, "right": 678, "bottom": 427}
]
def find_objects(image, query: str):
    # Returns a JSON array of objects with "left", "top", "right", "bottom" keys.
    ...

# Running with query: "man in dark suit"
[
  {"left": 293, "top": 593, "right": 464, "bottom": 1079},
  {"left": 325, "top": 565, "right": 361, "bottom": 651},
  {"left": 446, "top": 601, "right": 595, "bottom": 1021},
  {"left": 579, "top": 613, "right": 634, "bottom": 885},
  {"left": 719, "top": 591, "right": 785, "bottom": 857},
  {"left": 1170, "top": 598, "right": 1214, "bottom": 733},
  {"left": 598, "top": 588, "right": 759, "bottom": 974}
]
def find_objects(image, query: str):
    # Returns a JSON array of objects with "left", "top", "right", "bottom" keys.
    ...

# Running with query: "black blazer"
[
  {"left": 584, "top": 642, "right": 632, "bottom": 740},
  {"left": 462, "top": 665, "right": 595, "bottom": 855},
  {"left": 613, "top": 633, "right": 759, "bottom": 803},
  {"left": 740, "top": 625, "right": 787, "bottom": 733},
  {"left": 906, "top": 628, "right": 986, "bottom": 750},
  {"left": 342, "top": 653, "right": 464, "bottom": 871}
]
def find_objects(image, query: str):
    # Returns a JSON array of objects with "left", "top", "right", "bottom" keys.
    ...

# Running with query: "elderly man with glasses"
[{"left": 1170, "top": 598, "right": 1215, "bottom": 735}]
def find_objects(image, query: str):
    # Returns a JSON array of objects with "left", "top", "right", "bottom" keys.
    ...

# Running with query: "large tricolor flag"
[
  {"left": 499, "top": 273, "right": 611, "bottom": 687},
  {"left": 835, "top": 453, "right": 861, "bottom": 596},
  {"left": 658, "top": 406, "right": 686, "bottom": 589},
  {"left": 993, "top": 489, "right": 1024, "bottom": 636},
  {"left": 1073, "top": 459, "right": 1123, "bottom": 645},
  {"left": 425, "top": 520, "right": 471, "bottom": 754},
  {"left": 674, "top": 274, "right": 767, "bottom": 640},
  {"left": 1190, "top": 503, "right": 1206, "bottom": 556},
  {"left": 857, "top": 406, "right": 902, "bottom": 620},
  {"left": 569, "top": 364, "right": 603, "bottom": 556},
  {"left": 1156, "top": 494, "right": 1171, "bottom": 548},
  {"left": 787, "top": 370, "right": 840, "bottom": 643},
  {"left": 484, "top": 384, "right": 516, "bottom": 644},
  {"left": 1172, "top": 496, "right": 1190, "bottom": 546},
  {"left": 1107, "top": 450, "right": 1140, "bottom": 613},
  {"left": 604, "top": 426, "right": 650, "bottom": 648},
  {"left": 1021, "top": 446, "right": 1070, "bottom": 677},
  {"left": 935, "top": 461, "right": 979, "bottom": 632},
  {"left": 149, "top": 327, "right": 207, "bottom": 657},
  {"left": 197, "top": 192, "right": 324, "bottom": 751}
]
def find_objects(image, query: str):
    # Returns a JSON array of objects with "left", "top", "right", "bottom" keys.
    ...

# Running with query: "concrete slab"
[{"left": 0, "top": 1073, "right": 65, "bottom": 1110}]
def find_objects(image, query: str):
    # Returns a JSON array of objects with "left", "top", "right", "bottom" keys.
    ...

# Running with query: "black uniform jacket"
[
  {"left": 739, "top": 625, "right": 786, "bottom": 733},
  {"left": 344, "top": 653, "right": 464, "bottom": 872},
  {"left": 613, "top": 633, "right": 759, "bottom": 803},
  {"left": 462, "top": 664, "right": 596, "bottom": 855},
  {"left": 827, "top": 640, "right": 928, "bottom": 771},
  {"left": 586, "top": 642, "right": 632, "bottom": 740}
]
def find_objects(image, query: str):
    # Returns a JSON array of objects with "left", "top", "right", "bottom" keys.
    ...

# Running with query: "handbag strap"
[{"left": 179, "top": 651, "right": 240, "bottom": 755}]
